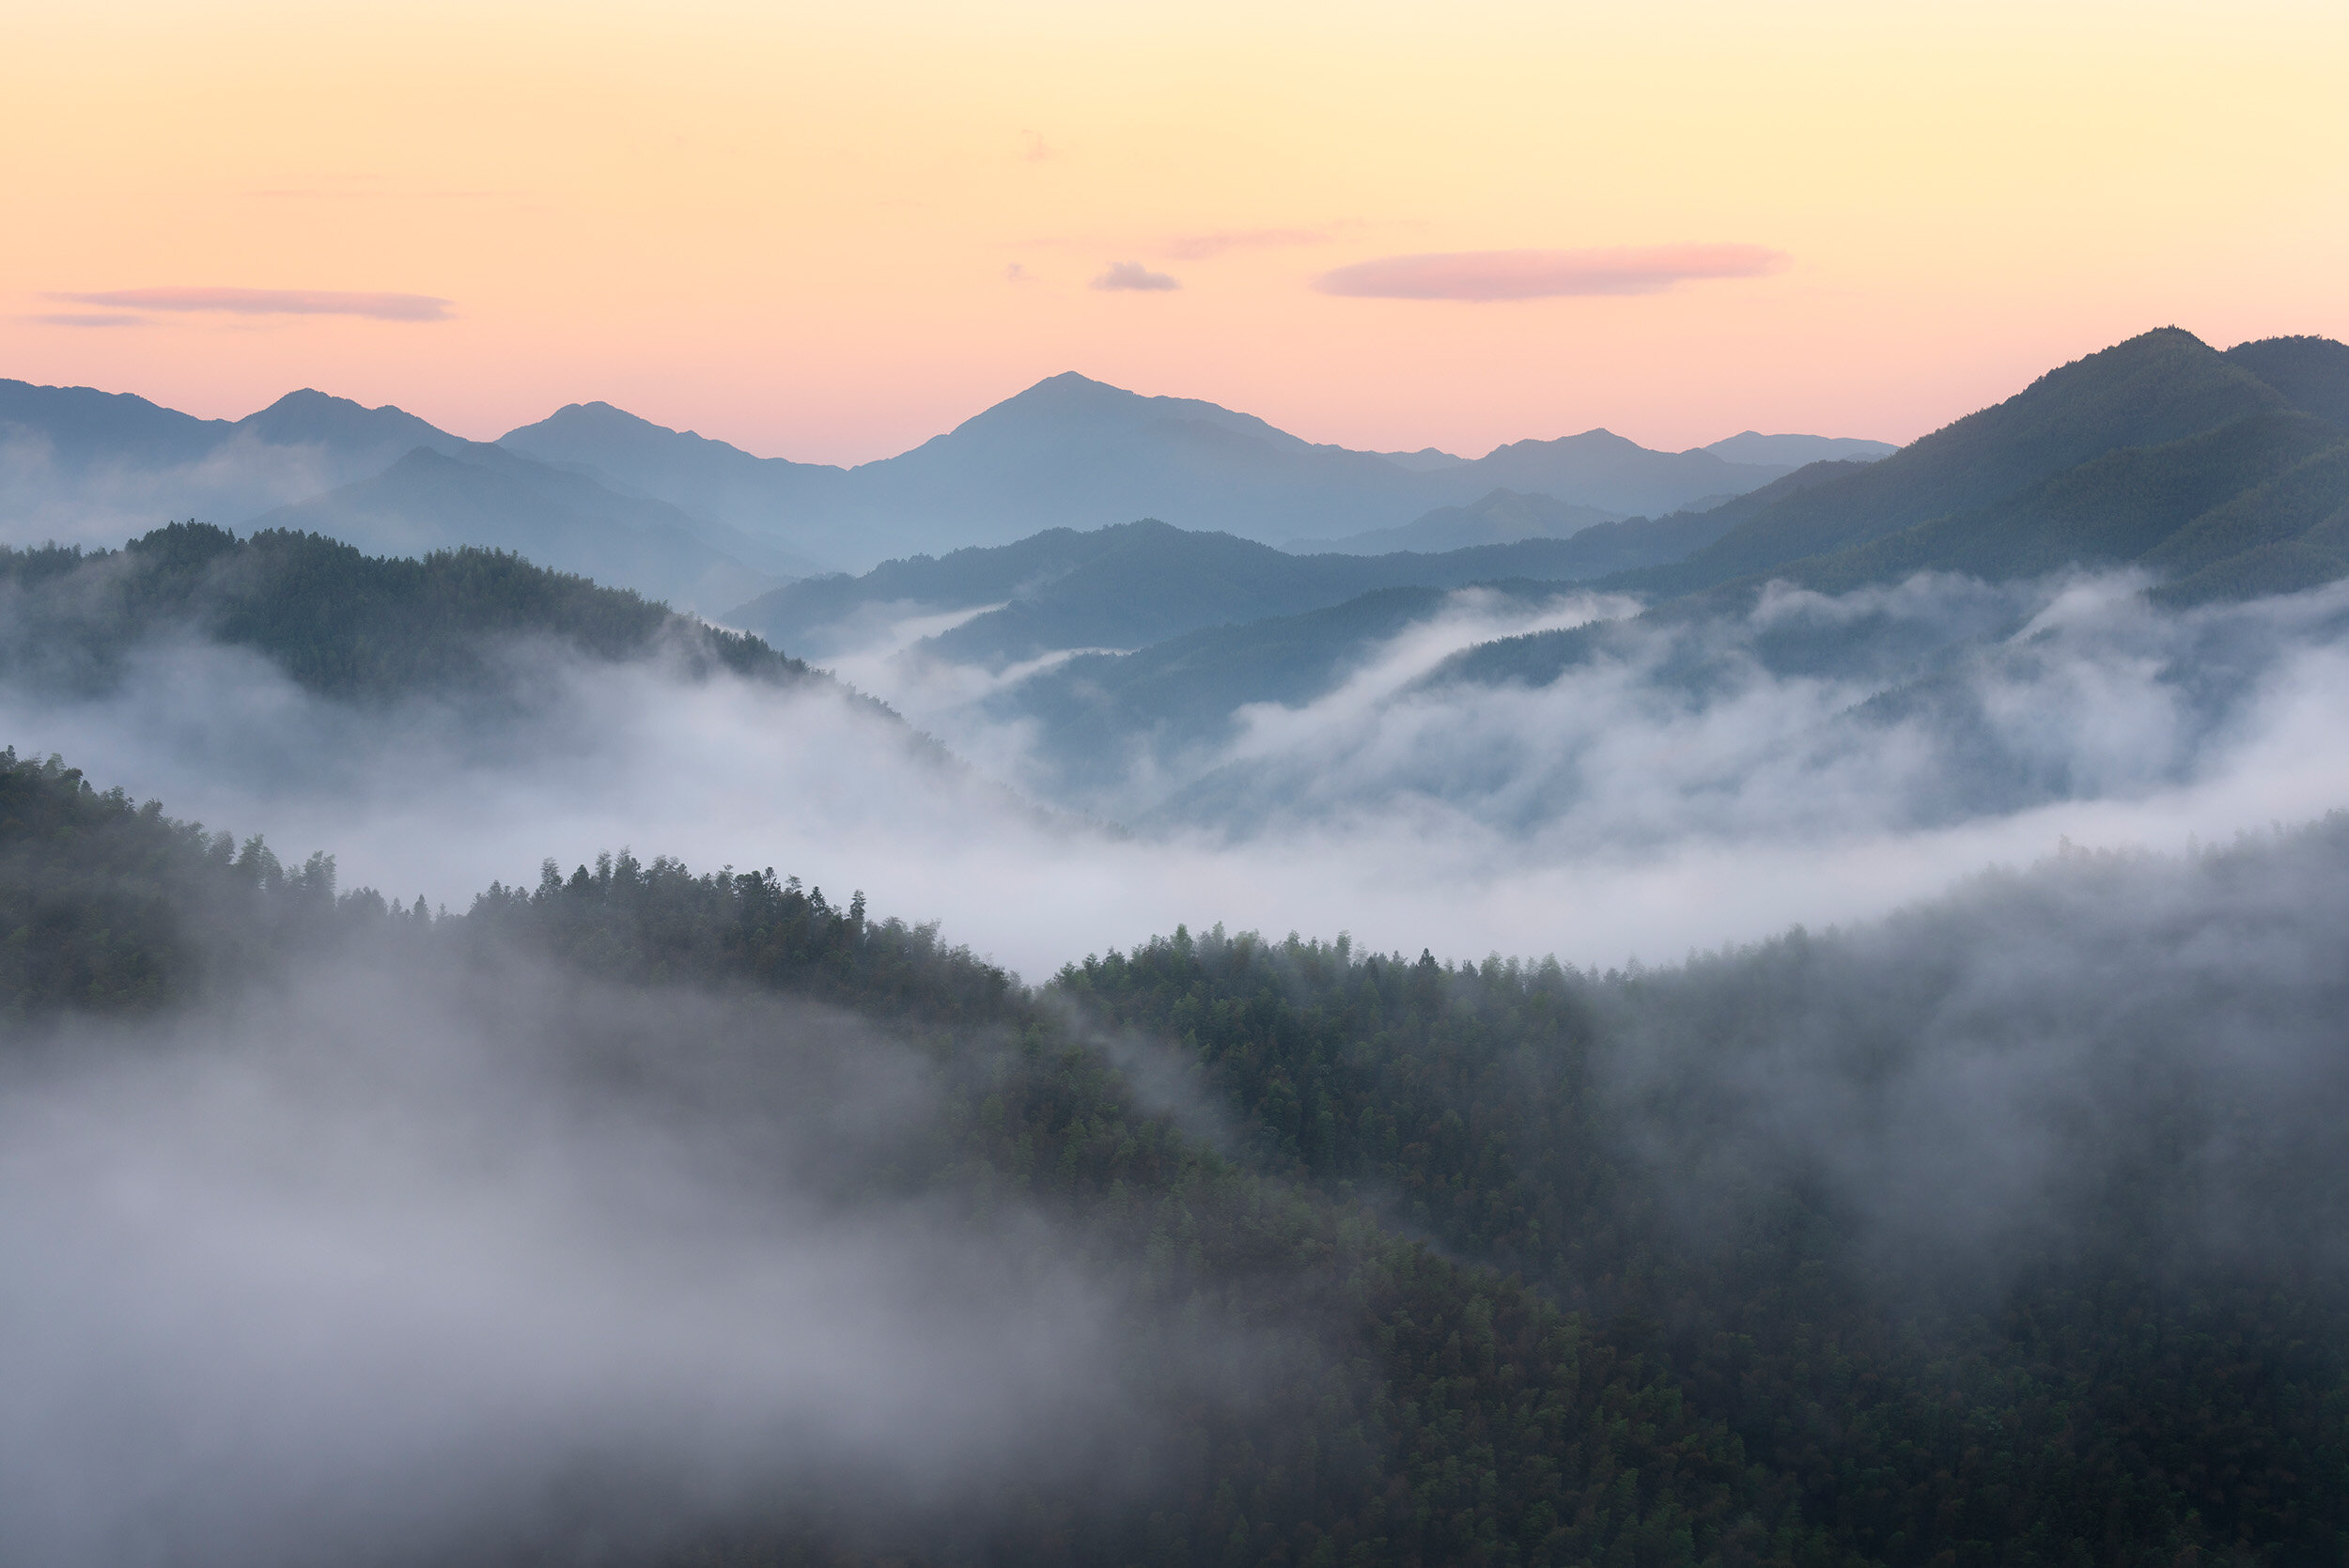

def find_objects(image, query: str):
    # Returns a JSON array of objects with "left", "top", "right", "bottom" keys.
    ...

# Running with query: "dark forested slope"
[
  {"left": 0, "top": 748, "right": 1792, "bottom": 1568},
  {"left": 9, "top": 741, "right": 2347, "bottom": 1565},
  {"left": 1064, "top": 824, "right": 2349, "bottom": 1567},
  {"left": 0, "top": 521, "right": 817, "bottom": 701},
  {"left": 1633, "top": 328, "right": 2297, "bottom": 594}
]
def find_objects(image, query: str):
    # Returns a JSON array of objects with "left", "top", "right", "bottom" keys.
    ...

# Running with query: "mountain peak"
[{"left": 236, "top": 388, "right": 457, "bottom": 449}]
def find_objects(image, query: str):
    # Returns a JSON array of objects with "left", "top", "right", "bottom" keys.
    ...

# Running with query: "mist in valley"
[
  {"left": 9, "top": 559, "right": 2343, "bottom": 981},
  {"left": 0, "top": 945, "right": 1275, "bottom": 1567}
]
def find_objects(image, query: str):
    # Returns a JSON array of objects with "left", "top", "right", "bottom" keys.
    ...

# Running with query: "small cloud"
[
  {"left": 1020, "top": 131, "right": 1053, "bottom": 163},
  {"left": 1311, "top": 244, "right": 1789, "bottom": 302},
  {"left": 45, "top": 287, "right": 454, "bottom": 322},
  {"left": 26, "top": 311, "right": 148, "bottom": 329},
  {"left": 1005, "top": 263, "right": 1032, "bottom": 284},
  {"left": 1163, "top": 228, "right": 1331, "bottom": 260},
  {"left": 1091, "top": 262, "right": 1180, "bottom": 293}
]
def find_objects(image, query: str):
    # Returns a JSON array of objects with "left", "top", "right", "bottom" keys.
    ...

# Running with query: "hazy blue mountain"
[
  {"left": 1427, "top": 334, "right": 2349, "bottom": 699},
  {"left": 498, "top": 400, "right": 848, "bottom": 567},
  {"left": 1371, "top": 446, "right": 1469, "bottom": 472},
  {"left": 0, "top": 381, "right": 489, "bottom": 546},
  {"left": 1625, "top": 328, "right": 2295, "bottom": 596},
  {"left": 0, "top": 380, "right": 830, "bottom": 609},
  {"left": 1703, "top": 430, "right": 1897, "bottom": 466},
  {"left": 505, "top": 374, "right": 1823, "bottom": 568},
  {"left": 16, "top": 371, "right": 1861, "bottom": 575},
  {"left": 231, "top": 388, "right": 470, "bottom": 474},
  {"left": 1299, "top": 489, "right": 1622, "bottom": 554},
  {"left": 1449, "top": 427, "right": 1787, "bottom": 519},
  {"left": 250, "top": 443, "right": 817, "bottom": 614},
  {"left": 826, "top": 373, "right": 1442, "bottom": 561},
  {"left": 0, "top": 377, "right": 229, "bottom": 469},
  {"left": 725, "top": 514, "right": 1734, "bottom": 666},
  {"left": 0, "top": 380, "right": 469, "bottom": 487}
]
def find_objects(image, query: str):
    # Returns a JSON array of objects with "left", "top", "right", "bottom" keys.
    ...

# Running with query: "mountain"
[
  {"left": 497, "top": 399, "right": 848, "bottom": 567},
  {"left": 1626, "top": 328, "right": 2299, "bottom": 596},
  {"left": 1299, "top": 488, "right": 1622, "bottom": 554},
  {"left": 1702, "top": 430, "right": 1897, "bottom": 466},
  {"left": 724, "top": 515, "right": 1732, "bottom": 667},
  {"left": 821, "top": 373, "right": 1451, "bottom": 561},
  {"left": 0, "top": 520, "right": 822, "bottom": 702},
  {"left": 994, "top": 582, "right": 1570, "bottom": 801},
  {"left": 1746, "top": 409, "right": 2349, "bottom": 600},
  {"left": 2224, "top": 334, "right": 2349, "bottom": 427},
  {"left": 1449, "top": 427, "right": 1787, "bottom": 519},
  {"left": 15, "top": 739, "right": 2349, "bottom": 1564},
  {"left": 0, "top": 377, "right": 230, "bottom": 468},
  {"left": 0, "top": 383, "right": 821, "bottom": 611},
  {"left": 1573, "top": 332, "right": 2349, "bottom": 613},
  {"left": 230, "top": 387, "right": 471, "bottom": 473},
  {"left": 0, "top": 380, "right": 469, "bottom": 487},
  {"left": 508, "top": 375, "right": 1818, "bottom": 568},
  {"left": 1371, "top": 445, "right": 1469, "bottom": 472},
  {"left": 248, "top": 443, "right": 824, "bottom": 614}
]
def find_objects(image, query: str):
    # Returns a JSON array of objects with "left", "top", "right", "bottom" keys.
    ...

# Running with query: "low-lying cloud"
[
  {"left": 0, "top": 430, "right": 345, "bottom": 547},
  {"left": 45, "top": 287, "right": 454, "bottom": 321},
  {"left": 8, "top": 563, "right": 2349, "bottom": 983},
  {"left": 0, "top": 955, "right": 1204, "bottom": 1566},
  {"left": 1313, "top": 244, "right": 1788, "bottom": 301},
  {"left": 1091, "top": 261, "right": 1181, "bottom": 292}
]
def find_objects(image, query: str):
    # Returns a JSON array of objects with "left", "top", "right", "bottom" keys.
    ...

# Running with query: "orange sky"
[{"left": 5, "top": 0, "right": 2344, "bottom": 463}]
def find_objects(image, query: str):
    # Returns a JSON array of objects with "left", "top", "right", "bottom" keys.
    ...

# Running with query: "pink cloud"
[
  {"left": 27, "top": 312, "right": 148, "bottom": 328},
  {"left": 1311, "top": 244, "right": 1789, "bottom": 301},
  {"left": 47, "top": 287, "right": 453, "bottom": 321},
  {"left": 1091, "top": 262, "right": 1180, "bottom": 292}
]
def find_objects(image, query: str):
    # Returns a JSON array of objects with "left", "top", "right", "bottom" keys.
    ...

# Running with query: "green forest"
[{"left": 8, "top": 743, "right": 2345, "bottom": 1568}]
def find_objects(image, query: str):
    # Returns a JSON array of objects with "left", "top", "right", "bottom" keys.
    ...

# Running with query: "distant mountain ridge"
[
  {"left": 1703, "top": 430, "right": 1897, "bottom": 466},
  {"left": 0, "top": 383, "right": 807, "bottom": 612},
  {"left": 722, "top": 513, "right": 1731, "bottom": 666},
  {"left": 495, "top": 373, "right": 1820, "bottom": 567},
  {"left": 1303, "top": 489, "right": 1623, "bottom": 555},
  {"left": 1623, "top": 329, "right": 2332, "bottom": 598},
  {"left": 1440, "top": 328, "right": 2349, "bottom": 694},
  {"left": 6, "top": 371, "right": 1881, "bottom": 585},
  {"left": 251, "top": 443, "right": 829, "bottom": 615}
]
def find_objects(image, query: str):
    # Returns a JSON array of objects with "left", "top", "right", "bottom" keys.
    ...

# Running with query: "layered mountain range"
[
  {"left": 1, "top": 370, "right": 1886, "bottom": 605},
  {"left": 711, "top": 329, "right": 2349, "bottom": 824}
]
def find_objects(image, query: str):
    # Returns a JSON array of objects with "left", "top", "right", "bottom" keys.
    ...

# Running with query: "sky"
[{"left": 5, "top": 0, "right": 2345, "bottom": 463}]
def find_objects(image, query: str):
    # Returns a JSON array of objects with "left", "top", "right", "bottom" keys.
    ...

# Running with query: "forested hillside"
[
  {"left": 0, "top": 521, "right": 816, "bottom": 700},
  {"left": 1618, "top": 330, "right": 2349, "bottom": 604},
  {"left": 8, "top": 745, "right": 2345, "bottom": 1565}
]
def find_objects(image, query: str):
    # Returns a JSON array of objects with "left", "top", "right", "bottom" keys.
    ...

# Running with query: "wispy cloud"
[
  {"left": 25, "top": 312, "right": 148, "bottom": 329},
  {"left": 1312, "top": 244, "right": 1789, "bottom": 302},
  {"left": 1163, "top": 228, "right": 1330, "bottom": 260},
  {"left": 1091, "top": 262, "right": 1180, "bottom": 293},
  {"left": 46, "top": 287, "right": 454, "bottom": 322}
]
